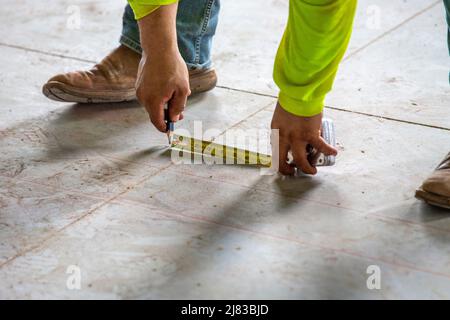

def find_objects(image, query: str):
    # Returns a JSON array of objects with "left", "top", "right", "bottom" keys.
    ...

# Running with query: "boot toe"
[
  {"left": 46, "top": 73, "right": 70, "bottom": 84},
  {"left": 47, "top": 71, "right": 95, "bottom": 88},
  {"left": 422, "top": 172, "right": 450, "bottom": 198}
]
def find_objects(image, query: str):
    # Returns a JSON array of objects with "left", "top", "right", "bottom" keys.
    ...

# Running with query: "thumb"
[{"left": 311, "top": 136, "right": 338, "bottom": 156}]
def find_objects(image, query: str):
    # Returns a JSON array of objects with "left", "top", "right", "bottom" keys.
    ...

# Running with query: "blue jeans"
[{"left": 120, "top": 0, "right": 220, "bottom": 70}]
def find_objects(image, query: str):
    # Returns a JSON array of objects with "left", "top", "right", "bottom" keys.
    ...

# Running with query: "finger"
[
  {"left": 277, "top": 138, "right": 295, "bottom": 176},
  {"left": 168, "top": 89, "right": 189, "bottom": 122},
  {"left": 310, "top": 136, "right": 338, "bottom": 156},
  {"left": 146, "top": 101, "right": 167, "bottom": 132},
  {"left": 291, "top": 142, "right": 317, "bottom": 175}
]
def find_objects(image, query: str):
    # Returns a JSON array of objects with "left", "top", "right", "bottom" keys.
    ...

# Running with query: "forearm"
[
  {"left": 133, "top": 1, "right": 190, "bottom": 133},
  {"left": 273, "top": 0, "right": 357, "bottom": 117},
  {"left": 137, "top": 2, "right": 179, "bottom": 56}
]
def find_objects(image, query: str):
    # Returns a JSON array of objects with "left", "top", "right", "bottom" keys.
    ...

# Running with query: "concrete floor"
[{"left": 0, "top": 0, "right": 450, "bottom": 299}]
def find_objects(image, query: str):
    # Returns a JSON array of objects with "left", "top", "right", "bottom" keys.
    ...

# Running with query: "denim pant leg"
[
  {"left": 119, "top": 4, "right": 142, "bottom": 54},
  {"left": 119, "top": 1, "right": 220, "bottom": 70}
]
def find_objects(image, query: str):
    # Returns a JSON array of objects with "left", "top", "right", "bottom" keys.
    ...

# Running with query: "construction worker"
[{"left": 43, "top": 0, "right": 356, "bottom": 176}]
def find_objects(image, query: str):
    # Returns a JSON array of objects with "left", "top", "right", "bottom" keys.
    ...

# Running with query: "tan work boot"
[
  {"left": 42, "top": 45, "right": 217, "bottom": 103},
  {"left": 415, "top": 152, "right": 450, "bottom": 209}
]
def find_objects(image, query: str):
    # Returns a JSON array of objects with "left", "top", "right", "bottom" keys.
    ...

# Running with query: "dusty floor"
[{"left": 1, "top": 0, "right": 450, "bottom": 299}]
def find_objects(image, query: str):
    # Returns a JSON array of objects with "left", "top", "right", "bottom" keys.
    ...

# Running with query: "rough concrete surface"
[{"left": 0, "top": 0, "right": 449, "bottom": 299}]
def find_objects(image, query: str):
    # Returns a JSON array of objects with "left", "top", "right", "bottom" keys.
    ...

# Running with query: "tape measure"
[
  {"left": 170, "top": 134, "right": 272, "bottom": 166},
  {"left": 170, "top": 118, "right": 336, "bottom": 167}
]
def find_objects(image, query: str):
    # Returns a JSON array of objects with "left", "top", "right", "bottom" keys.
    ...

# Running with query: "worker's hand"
[
  {"left": 136, "top": 2, "right": 190, "bottom": 132},
  {"left": 270, "top": 102, "right": 338, "bottom": 175},
  {"left": 136, "top": 50, "right": 190, "bottom": 132}
]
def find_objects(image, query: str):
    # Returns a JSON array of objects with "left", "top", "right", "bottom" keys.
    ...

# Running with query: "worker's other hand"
[
  {"left": 136, "top": 50, "right": 191, "bottom": 132},
  {"left": 270, "top": 102, "right": 338, "bottom": 175}
]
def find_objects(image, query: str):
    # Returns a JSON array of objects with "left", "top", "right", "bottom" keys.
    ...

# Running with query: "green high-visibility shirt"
[{"left": 128, "top": 0, "right": 357, "bottom": 117}]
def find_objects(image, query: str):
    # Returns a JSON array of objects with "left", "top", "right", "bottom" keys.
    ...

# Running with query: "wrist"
[{"left": 278, "top": 92, "right": 324, "bottom": 118}]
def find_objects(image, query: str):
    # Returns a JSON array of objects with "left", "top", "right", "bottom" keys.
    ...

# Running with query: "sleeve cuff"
[
  {"left": 128, "top": 0, "right": 178, "bottom": 20},
  {"left": 278, "top": 91, "right": 324, "bottom": 117}
]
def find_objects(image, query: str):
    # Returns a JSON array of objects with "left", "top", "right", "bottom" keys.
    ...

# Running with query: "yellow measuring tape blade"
[{"left": 170, "top": 134, "right": 272, "bottom": 167}]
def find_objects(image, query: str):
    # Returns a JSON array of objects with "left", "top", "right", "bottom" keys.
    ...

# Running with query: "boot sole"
[
  {"left": 415, "top": 187, "right": 450, "bottom": 210},
  {"left": 42, "top": 68, "right": 218, "bottom": 103},
  {"left": 42, "top": 81, "right": 137, "bottom": 104}
]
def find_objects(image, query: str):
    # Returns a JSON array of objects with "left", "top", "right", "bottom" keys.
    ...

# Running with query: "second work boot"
[
  {"left": 42, "top": 45, "right": 217, "bottom": 103},
  {"left": 415, "top": 152, "right": 450, "bottom": 209}
]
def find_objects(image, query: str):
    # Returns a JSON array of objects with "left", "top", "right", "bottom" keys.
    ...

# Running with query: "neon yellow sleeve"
[
  {"left": 273, "top": 0, "right": 357, "bottom": 117},
  {"left": 127, "top": 0, "right": 178, "bottom": 20}
]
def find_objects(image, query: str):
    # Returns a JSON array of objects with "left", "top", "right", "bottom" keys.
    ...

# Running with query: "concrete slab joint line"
[
  {"left": 344, "top": 0, "right": 442, "bottom": 61},
  {"left": 0, "top": 42, "right": 96, "bottom": 64},
  {"left": 217, "top": 86, "right": 450, "bottom": 131}
]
